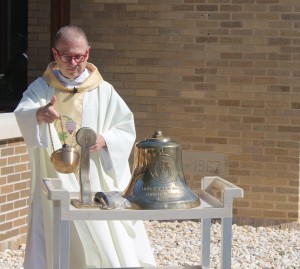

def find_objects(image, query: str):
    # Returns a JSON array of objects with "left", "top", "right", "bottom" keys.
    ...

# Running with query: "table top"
[{"left": 43, "top": 177, "right": 243, "bottom": 221}]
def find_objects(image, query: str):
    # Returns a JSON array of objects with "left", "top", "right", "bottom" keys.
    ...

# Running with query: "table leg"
[
  {"left": 53, "top": 201, "right": 60, "bottom": 269},
  {"left": 221, "top": 217, "right": 232, "bottom": 269},
  {"left": 201, "top": 218, "right": 211, "bottom": 268},
  {"left": 61, "top": 220, "right": 70, "bottom": 269}
]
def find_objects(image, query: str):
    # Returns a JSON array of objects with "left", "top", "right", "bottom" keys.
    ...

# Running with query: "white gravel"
[
  {"left": 1, "top": 220, "right": 299, "bottom": 269},
  {"left": 145, "top": 220, "right": 300, "bottom": 269}
]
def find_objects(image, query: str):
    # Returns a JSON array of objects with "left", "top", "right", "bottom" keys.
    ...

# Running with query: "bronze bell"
[{"left": 123, "top": 131, "right": 200, "bottom": 209}]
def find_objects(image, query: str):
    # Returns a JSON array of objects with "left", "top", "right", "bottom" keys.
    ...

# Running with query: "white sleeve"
[{"left": 14, "top": 78, "right": 55, "bottom": 148}]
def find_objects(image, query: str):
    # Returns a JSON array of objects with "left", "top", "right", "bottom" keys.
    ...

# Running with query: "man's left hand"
[{"left": 90, "top": 135, "right": 106, "bottom": 152}]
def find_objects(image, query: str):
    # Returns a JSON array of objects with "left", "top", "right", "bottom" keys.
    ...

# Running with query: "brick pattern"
[
  {"left": 27, "top": 0, "right": 51, "bottom": 82},
  {"left": 70, "top": 0, "right": 300, "bottom": 224},
  {"left": 0, "top": 138, "right": 30, "bottom": 251}
]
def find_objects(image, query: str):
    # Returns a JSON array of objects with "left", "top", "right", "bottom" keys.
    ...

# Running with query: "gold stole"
[
  {"left": 53, "top": 90, "right": 83, "bottom": 150},
  {"left": 43, "top": 62, "right": 103, "bottom": 149}
]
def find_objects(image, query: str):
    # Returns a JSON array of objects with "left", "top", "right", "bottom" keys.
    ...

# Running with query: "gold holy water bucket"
[
  {"left": 123, "top": 131, "right": 200, "bottom": 209},
  {"left": 50, "top": 144, "right": 80, "bottom": 174}
]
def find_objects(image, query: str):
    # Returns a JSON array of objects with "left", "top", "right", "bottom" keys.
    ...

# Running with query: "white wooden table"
[{"left": 42, "top": 176, "right": 243, "bottom": 269}]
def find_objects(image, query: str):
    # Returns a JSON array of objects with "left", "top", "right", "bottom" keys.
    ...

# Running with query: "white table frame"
[{"left": 42, "top": 176, "right": 243, "bottom": 269}]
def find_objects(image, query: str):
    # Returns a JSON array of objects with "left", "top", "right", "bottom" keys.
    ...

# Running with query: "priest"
[{"left": 14, "top": 25, "right": 156, "bottom": 269}]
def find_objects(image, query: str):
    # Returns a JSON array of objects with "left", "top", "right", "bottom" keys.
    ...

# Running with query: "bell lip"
[{"left": 126, "top": 198, "right": 201, "bottom": 210}]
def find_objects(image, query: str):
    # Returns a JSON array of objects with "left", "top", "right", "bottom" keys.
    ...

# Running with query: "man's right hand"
[{"left": 36, "top": 95, "right": 60, "bottom": 124}]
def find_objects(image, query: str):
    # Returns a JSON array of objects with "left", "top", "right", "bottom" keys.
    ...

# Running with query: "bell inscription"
[{"left": 143, "top": 183, "right": 186, "bottom": 202}]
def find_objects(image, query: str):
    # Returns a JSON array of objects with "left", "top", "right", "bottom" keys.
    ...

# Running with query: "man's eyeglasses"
[{"left": 54, "top": 48, "right": 88, "bottom": 63}]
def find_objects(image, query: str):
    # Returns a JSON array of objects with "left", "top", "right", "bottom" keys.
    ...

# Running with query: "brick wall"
[
  {"left": 69, "top": 0, "right": 300, "bottom": 226},
  {"left": 9, "top": 0, "right": 298, "bottom": 252},
  {"left": 0, "top": 114, "right": 30, "bottom": 251},
  {"left": 27, "top": 0, "right": 51, "bottom": 83}
]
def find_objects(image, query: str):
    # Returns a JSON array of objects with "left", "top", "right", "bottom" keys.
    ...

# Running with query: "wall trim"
[{"left": 0, "top": 112, "right": 22, "bottom": 140}]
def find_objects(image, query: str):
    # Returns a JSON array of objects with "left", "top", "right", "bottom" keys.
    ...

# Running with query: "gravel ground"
[{"left": 1, "top": 220, "right": 299, "bottom": 269}]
